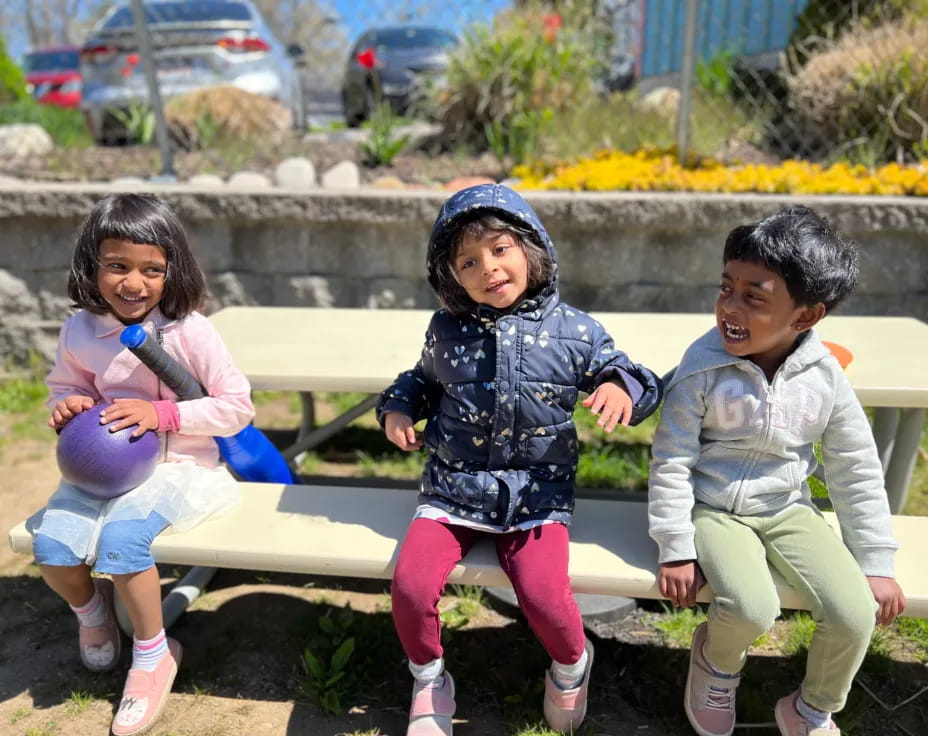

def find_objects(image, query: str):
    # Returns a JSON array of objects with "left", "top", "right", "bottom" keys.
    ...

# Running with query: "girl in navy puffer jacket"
[{"left": 377, "top": 184, "right": 662, "bottom": 736}]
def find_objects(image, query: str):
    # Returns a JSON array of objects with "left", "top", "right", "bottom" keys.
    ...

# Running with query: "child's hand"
[
  {"left": 659, "top": 560, "right": 705, "bottom": 609},
  {"left": 48, "top": 395, "right": 96, "bottom": 430},
  {"left": 100, "top": 399, "right": 159, "bottom": 438},
  {"left": 866, "top": 576, "right": 906, "bottom": 626},
  {"left": 582, "top": 381, "right": 632, "bottom": 433},
  {"left": 384, "top": 412, "right": 423, "bottom": 451}
]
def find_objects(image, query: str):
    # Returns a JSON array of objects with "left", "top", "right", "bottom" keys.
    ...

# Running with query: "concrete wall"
[{"left": 1, "top": 183, "right": 926, "bottom": 363}]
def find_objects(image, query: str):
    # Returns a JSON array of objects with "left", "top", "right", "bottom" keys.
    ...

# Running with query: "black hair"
[
  {"left": 723, "top": 205, "right": 859, "bottom": 311},
  {"left": 429, "top": 213, "right": 554, "bottom": 316},
  {"left": 68, "top": 193, "right": 207, "bottom": 319}
]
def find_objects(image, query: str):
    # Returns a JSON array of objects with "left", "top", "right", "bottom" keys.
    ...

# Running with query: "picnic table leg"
[
  {"left": 882, "top": 408, "right": 926, "bottom": 514},
  {"left": 297, "top": 391, "right": 316, "bottom": 446},
  {"left": 872, "top": 407, "right": 900, "bottom": 472},
  {"left": 282, "top": 394, "right": 380, "bottom": 462},
  {"left": 114, "top": 565, "right": 218, "bottom": 636}
]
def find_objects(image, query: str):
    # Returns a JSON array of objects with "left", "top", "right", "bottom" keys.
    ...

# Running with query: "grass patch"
[
  {"left": 0, "top": 375, "right": 47, "bottom": 413},
  {"left": 10, "top": 706, "right": 32, "bottom": 724},
  {"left": 781, "top": 612, "right": 816, "bottom": 656},
  {"left": 896, "top": 616, "right": 928, "bottom": 659},
  {"left": 440, "top": 584, "right": 485, "bottom": 630},
  {"left": 25, "top": 723, "right": 59, "bottom": 736},
  {"left": 650, "top": 605, "right": 706, "bottom": 648},
  {"left": 64, "top": 690, "right": 97, "bottom": 715}
]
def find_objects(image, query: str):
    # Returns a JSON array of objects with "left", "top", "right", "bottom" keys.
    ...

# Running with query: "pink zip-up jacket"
[{"left": 46, "top": 307, "right": 255, "bottom": 469}]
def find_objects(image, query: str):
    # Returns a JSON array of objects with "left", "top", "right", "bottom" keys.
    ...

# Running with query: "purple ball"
[{"left": 56, "top": 404, "right": 160, "bottom": 499}]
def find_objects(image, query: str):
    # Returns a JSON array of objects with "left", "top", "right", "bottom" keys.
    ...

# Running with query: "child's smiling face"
[
  {"left": 96, "top": 238, "right": 167, "bottom": 324},
  {"left": 453, "top": 229, "right": 529, "bottom": 310},
  {"left": 716, "top": 258, "right": 823, "bottom": 379}
]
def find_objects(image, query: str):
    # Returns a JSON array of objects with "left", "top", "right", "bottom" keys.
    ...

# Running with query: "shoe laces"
[{"left": 704, "top": 683, "right": 734, "bottom": 711}]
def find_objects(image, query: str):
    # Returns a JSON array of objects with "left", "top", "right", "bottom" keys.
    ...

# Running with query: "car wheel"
[
  {"left": 361, "top": 80, "right": 379, "bottom": 121},
  {"left": 343, "top": 89, "right": 363, "bottom": 128}
]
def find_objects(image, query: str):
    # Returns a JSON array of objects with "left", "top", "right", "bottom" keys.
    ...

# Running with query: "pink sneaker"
[
  {"left": 111, "top": 638, "right": 183, "bottom": 736},
  {"left": 543, "top": 638, "right": 595, "bottom": 734},
  {"left": 775, "top": 691, "right": 840, "bottom": 735},
  {"left": 407, "top": 671, "right": 456, "bottom": 736},
  {"left": 78, "top": 577, "right": 121, "bottom": 672},
  {"left": 684, "top": 622, "right": 739, "bottom": 736}
]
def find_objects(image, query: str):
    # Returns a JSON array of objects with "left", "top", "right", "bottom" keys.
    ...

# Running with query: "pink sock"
[{"left": 132, "top": 630, "right": 168, "bottom": 672}]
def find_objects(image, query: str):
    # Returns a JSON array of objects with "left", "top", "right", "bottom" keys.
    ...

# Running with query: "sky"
[
  {"left": 6, "top": 0, "right": 513, "bottom": 60},
  {"left": 328, "top": 0, "right": 512, "bottom": 43}
]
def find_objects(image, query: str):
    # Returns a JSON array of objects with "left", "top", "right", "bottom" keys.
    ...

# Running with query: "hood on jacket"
[{"left": 426, "top": 184, "right": 559, "bottom": 316}]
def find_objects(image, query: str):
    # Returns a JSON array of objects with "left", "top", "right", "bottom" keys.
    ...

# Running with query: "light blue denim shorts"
[{"left": 33, "top": 511, "right": 170, "bottom": 574}]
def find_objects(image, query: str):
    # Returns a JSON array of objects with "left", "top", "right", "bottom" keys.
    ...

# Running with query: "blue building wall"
[{"left": 639, "top": 0, "right": 811, "bottom": 78}]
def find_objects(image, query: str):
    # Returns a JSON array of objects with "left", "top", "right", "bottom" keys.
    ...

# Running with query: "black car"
[{"left": 342, "top": 25, "right": 458, "bottom": 126}]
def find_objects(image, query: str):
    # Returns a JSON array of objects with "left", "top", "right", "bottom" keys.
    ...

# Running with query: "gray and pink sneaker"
[
  {"left": 543, "top": 637, "right": 595, "bottom": 734},
  {"left": 684, "top": 622, "right": 740, "bottom": 736},
  {"left": 775, "top": 691, "right": 840, "bottom": 736},
  {"left": 407, "top": 671, "right": 456, "bottom": 736},
  {"left": 78, "top": 577, "right": 121, "bottom": 672}
]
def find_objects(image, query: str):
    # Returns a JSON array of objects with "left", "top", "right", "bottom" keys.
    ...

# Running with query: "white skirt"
[{"left": 32, "top": 460, "right": 239, "bottom": 565}]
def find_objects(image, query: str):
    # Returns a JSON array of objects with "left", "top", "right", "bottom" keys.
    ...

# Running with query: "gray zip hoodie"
[{"left": 648, "top": 327, "right": 898, "bottom": 578}]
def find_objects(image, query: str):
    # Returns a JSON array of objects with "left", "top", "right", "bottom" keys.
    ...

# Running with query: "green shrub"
[
  {"left": 0, "top": 100, "right": 92, "bottom": 148},
  {"left": 426, "top": 3, "right": 597, "bottom": 164},
  {"left": 0, "top": 33, "right": 27, "bottom": 104},
  {"left": 358, "top": 102, "right": 408, "bottom": 166},
  {"left": 785, "top": 15, "right": 928, "bottom": 163}
]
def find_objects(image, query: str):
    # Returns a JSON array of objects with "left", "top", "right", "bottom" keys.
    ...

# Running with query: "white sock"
[
  {"left": 551, "top": 647, "right": 588, "bottom": 690},
  {"left": 132, "top": 630, "right": 168, "bottom": 672},
  {"left": 702, "top": 643, "right": 739, "bottom": 679},
  {"left": 409, "top": 657, "right": 445, "bottom": 685},
  {"left": 71, "top": 588, "right": 105, "bottom": 627},
  {"left": 796, "top": 694, "right": 832, "bottom": 729}
]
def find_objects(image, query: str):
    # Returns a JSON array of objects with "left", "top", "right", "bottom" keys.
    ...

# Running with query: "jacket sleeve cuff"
[
  {"left": 849, "top": 546, "right": 896, "bottom": 578},
  {"left": 653, "top": 532, "right": 698, "bottom": 564},
  {"left": 153, "top": 400, "right": 181, "bottom": 433}
]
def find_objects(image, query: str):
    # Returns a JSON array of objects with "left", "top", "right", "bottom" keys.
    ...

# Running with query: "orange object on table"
[{"left": 822, "top": 341, "right": 853, "bottom": 369}]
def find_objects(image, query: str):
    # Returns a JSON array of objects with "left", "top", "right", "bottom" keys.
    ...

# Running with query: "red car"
[{"left": 24, "top": 46, "right": 82, "bottom": 108}]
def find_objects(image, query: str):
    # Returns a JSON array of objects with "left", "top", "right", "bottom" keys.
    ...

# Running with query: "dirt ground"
[{"left": 3, "top": 408, "right": 927, "bottom": 736}]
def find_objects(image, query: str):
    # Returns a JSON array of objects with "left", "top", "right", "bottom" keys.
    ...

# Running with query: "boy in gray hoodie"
[{"left": 648, "top": 206, "right": 906, "bottom": 736}]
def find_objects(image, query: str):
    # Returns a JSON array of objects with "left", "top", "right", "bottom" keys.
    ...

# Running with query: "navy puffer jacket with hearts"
[{"left": 377, "top": 184, "right": 662, "bottom": 529}]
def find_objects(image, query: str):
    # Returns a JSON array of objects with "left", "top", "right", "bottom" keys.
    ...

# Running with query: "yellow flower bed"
[{"left": 512, "top": 150, "right": 928, "bottom": 196}]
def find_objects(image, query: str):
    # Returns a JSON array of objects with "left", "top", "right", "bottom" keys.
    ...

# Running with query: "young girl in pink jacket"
[{"left": 32, "top": 193, "right": 255, "bottom": 736}]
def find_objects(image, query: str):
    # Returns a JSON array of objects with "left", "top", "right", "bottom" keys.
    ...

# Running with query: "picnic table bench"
[
  {"left": 8, "top": 307, "right": 928, "bottom": 622},
  {"left": 9, "top": 482, "right": 928, "bottom": 618}
]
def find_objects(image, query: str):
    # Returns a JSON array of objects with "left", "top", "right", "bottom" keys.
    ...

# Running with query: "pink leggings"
[{"left": 391, "top": 518, "right": 586, "bottom": 665}]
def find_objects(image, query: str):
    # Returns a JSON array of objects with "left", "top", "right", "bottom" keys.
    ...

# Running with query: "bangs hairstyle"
[
  {"left": 68, "top": 193, "right": 207, "bottom": 319},
  {"left": 723, "top": 205, "right": 859, "bottom": 312},
  {"left": 431, "top": 214, "right": 553, "bottom": 316}
]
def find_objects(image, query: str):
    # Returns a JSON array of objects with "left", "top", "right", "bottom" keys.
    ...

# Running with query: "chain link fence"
[{"left": 637, "top": 0, "right": 928, "bottom": 164}]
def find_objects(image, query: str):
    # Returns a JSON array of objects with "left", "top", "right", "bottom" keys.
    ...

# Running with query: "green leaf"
[{"left": 330, "top": 636, "right": 356, "bottom": 672}]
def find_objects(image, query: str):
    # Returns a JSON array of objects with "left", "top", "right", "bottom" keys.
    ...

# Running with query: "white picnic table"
[{"left": 210, "top": 307, "right": 928, "bottom": 513}]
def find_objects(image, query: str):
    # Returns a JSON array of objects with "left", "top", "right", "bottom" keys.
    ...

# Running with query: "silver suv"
[{"left": 80, "top": 0, "right": 304, "bottom": 144}]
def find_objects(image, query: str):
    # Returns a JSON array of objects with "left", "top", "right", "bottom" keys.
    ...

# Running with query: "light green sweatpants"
[{"left": 693, "top": 502, "right": 877, "bottom": 713}]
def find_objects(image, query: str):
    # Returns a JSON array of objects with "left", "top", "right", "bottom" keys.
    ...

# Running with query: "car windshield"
[
  {"left": 375, "top": 28, "right": 458, "bottom": 50},
  {"left": 102, "top": 1, "right": 251, "bottom": 28},
  {"left": 25, "top": 49, "right": 79, "bottom": 72}
]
